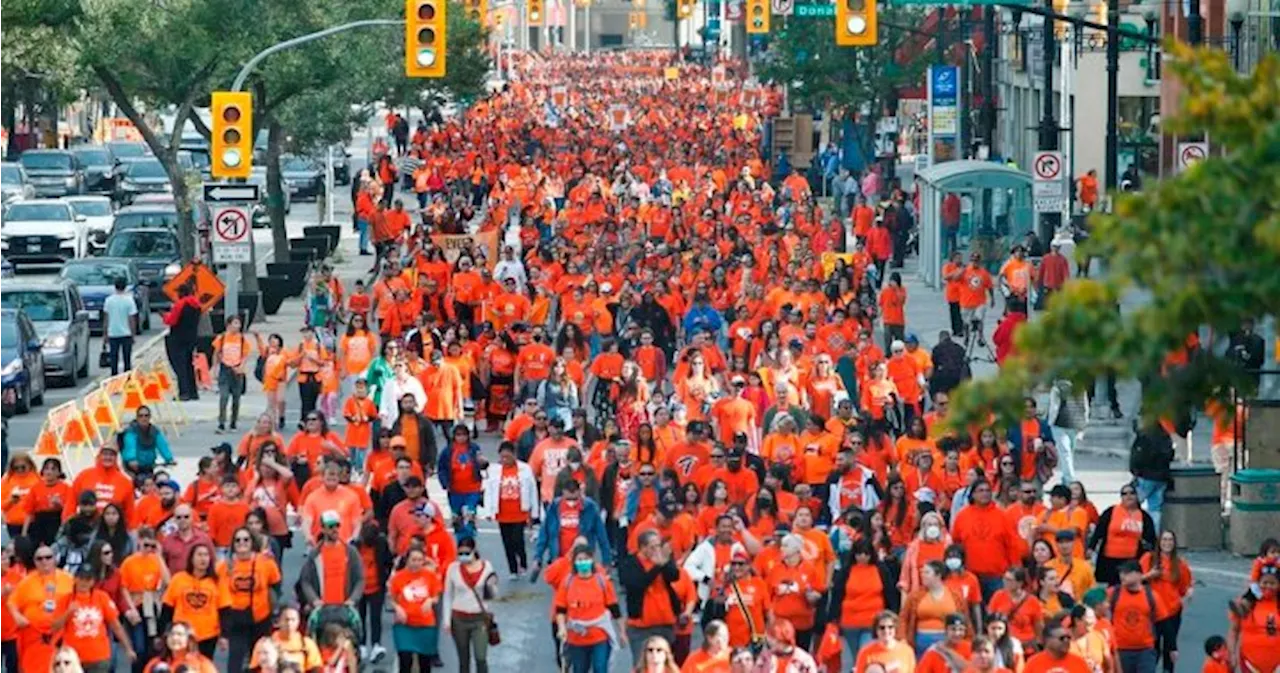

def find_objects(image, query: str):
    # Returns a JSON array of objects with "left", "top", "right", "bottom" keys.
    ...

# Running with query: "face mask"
[
  {"left": 727, "top": 460, "right": 742, "bottom": 471},
  {"left": 925, "top": 525, "right": 942, "bottom": 541},
  {"left": 574, "top": 559, "right": 594, "bottom": 574},
  {"left": 569, "top": 461, "right": 582, "bottom": 470},
  {"left": 945, "top": 557, "right": 963, "bottom": 571},
  {"left": 457, "top": 551, "right": 474, "bottom": 563}
]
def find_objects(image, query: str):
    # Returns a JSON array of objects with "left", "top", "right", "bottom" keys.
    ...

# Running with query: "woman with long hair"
[
  {"left": 675, "top": 351, "right": 719, "bottom": 424},
  {"left": 355, "top": 521, "right": 392, "bottom": 662},
  {"left": 160, "top": 544, "right": 221, "bottom": 658},
  {"left": 219, "top": 526, "right": 282, "bottom": 672},
  {"left": 92, "top": 502, "right": 134, "bottom": 558},
  {"left": 985, "top": 616, "right": 1025, "bottom": 673},
  {"left": 390, "top": 546, "right": 443, "bottom": 672},
  {"left": 633, "top": 636, "right": 679, "bottom": 673},
  {"left": 1086, "top": 484, "right": 1157, "bottom": 586},
  {"left": 537, "top": 357, "right": 580, "bottom": 428},
  {"left": 250, "top": 605, "right": 322, "bottom": 671},
  {"left": 985, "top": 567, "right": 1043, "bottom": 653},
  {"left": 244, "top": 442, "right": 297, "bottom": 558},
  {"left": 442, "top": 536, "right": 500, "bottom": 673},
  {"left": 879, "top": 475, "right": 917, "bottom": 555},
  {"left": 256, "top": 333, "right": 291, "bottom": 430},
  {"left": 22, "top": 457, "right": 72, "bottom": 546},
  {"left": 853, "top": 610, "right": 917, "bottom": 673},
  {"left": 284, "top": 410, "right": 345, "bottom": 486},
  {"left": 829, "top": 539, "right": 901, "bottom": 657},
  {"left": 1140, "top": 530, "right": 1193, "bottom": 673},
  {"left": 481, "top": 332, "right": 520, "bottom": 430},
  {"left": 142, "top": 622, "right": 217, "bottom": 673},
  {"left": 1, "top": 452, "right": 39, "bottom": 539},
  {"left": 899, "top": 560, "right": 971, "bottom": 657},
  {"left": 899, "top": 511, "right": 950, "bottom": 594},
  {"left": 615, "top": 362, "right": 651, "bottom": 443}
]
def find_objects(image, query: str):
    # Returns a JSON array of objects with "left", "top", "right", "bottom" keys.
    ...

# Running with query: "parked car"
[
  {"left": 281, "top": 155, "right": 325, "bottom": 200},
  {"left": 18, "top": 150, "right": 86, "bottom": 198},
  {"left": 1, "top": 308, "right": 47, "bottom": 415},
  {"left": 70, "top": 145, "right": 123, "bottom": 194},
  {"left": 64, "top": 195, "right": 115, "bottom": 254},
  {"left": 248, "top": 167, "right": 292, "bottom": 228},
  {"left": 0, "top": 199, "right": 87, "bottom": 266},
  {"left": 0, "top": 259, "right": 13, "bottom": 279},
  {"left": 0, "top": 280, "right": 91, "bottom": 386},
  {"left": 115, "top": 158, "right": 172, "bottom": 205},
  {"left": 179, "top": 145, "right": 212, "bottom": 181},
  {"left": 101, "top": 227, "right": 182, "bottom": 312},
  {"left": 105, "top": 141, "right": 151, "bottom": 160},
  {"left": 112, "top": 204, "right": 179, "bottom": 233},
  {"left": 59, "top": 258, "right": 152, "bottom": 333},
  {"left": 0, "top": 163, "right": 34, "bottom": 205},
  {"left": 327, "top": 144, "right": 352, "bottom": 185}
]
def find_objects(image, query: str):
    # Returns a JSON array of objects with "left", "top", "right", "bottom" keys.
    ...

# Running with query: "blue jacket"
[
  {"left": 623, "top": 483, "right": 661, "bottom": 523},
  {"left": 682, "top": 303, "right": 723, "bottom": 336},
  {"left": 535, "top": 495, "right": 612, "bottom": 565},
  {"left": 437, "top": 441, "right": 483, "bottom": 493},
  {"left": 119, "top": 423, "right": 173, "bottom": 469}
]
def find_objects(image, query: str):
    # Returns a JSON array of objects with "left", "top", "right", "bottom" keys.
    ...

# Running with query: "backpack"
[{"left": 1108, "top": 584, "right": 1158, "bottom": 633}]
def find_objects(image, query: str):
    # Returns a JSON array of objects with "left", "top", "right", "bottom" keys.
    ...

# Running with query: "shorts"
[{"left": 960, "top": 305, "right": 987, "bottom": 324}]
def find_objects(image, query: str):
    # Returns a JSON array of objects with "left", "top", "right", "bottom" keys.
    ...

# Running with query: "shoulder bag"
[{"left": 467, "top": 564, "right": 501, "bottom": 646}]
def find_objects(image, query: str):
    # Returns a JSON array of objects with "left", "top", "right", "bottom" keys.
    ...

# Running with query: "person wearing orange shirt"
[
  {"left": 619, "top": 529, "right": 696, "bottom": 665},
  {"left": 161, "top": 543, "right": 222, "bottom": 658},
  {"left": 388, "top": 545, "right": 443, "bottom": 670},
  {"left": 216, "top": 526, "right": 283, "bottom": 671},
  {"left": 999, "top": 246, "right": 1034, "bottom": 308},
  {"left": 1024, "top": 616, "right": 1095, "bottom": 673},
  {"left": 64, "top": 446, "right": 136, "bottom": 524},
  {"left": 211, "top": 315, "right": 253, "bottom": 433},
  {"left": 711, "top": 545, "right": 772, "bottom": 649},
  {"left": 489, "top": 277, "right": 531, "bottom": 331},
  {"left": 54, "top": 566, "right": 137, "bottom": 670},
  {"left": 439, "top": 425, "right": 486, "bottom": 520},
  {"left": 300, "top": 463, "right": 364, "bottom": 545},
  {"left": 1077, "top": 170, "right": 1099, "bottom": 212},
  {"left": 854, "top": 609, "right": 918, "bottom": 673},
  {"left": 942, "top": 251, "right": 966, "bottom": 335},
  {"left": 419, "top": 349, "right": 465, "bottom": 439},
  {"left": 514, "top": 331, "right": 556, "bottom": 401},
  {"left": 482, "top": 442, "right": 536, "bottom": 576},
  {"left": 765, "top": 534, "right": 826, "bottom": 651},
  {"left": 958, "top": 253, "right": 995, "bottom": 344},
  {"left": 951, "top": 480, "right": 1019, "bottom": 602},
  {"left": 1139, "top": 531, "right": 1192, "bottom": 673},
  {"left": 682, "top": 619, "right": 732, "bottom": 673},
  {"left": 880, "top": 271, "right": 909, "bottom": 350},
  {"left": 711, "top": 376, "right": 760, "bottom": 448},
  {"left": 554, "top": 545, "right": 630, "bottom": 671},
  {"left": 7, "top": 544, "right": 73, "bottom": 672},
  {"left": 916, "top": 614, "right": 973, "bottom": 673},
  {"left": 1108, "top": 561, "right": 1173, "bottom": 673},
  {"left": 206, "top": 477, "right": 250, "bottom": 552},
  {"left": 1, "top": 453, "right": 38, "bottom": 539}
]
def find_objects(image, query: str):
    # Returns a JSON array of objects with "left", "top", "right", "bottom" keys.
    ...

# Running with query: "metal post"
[
  {"left": 982, "top": 7, "right": 997, "bottom": 158},
  {"left": 1189, "top": 0, "right": 1203, "bottom": 44},
  {"left": 584, "top": 0, "right": 591, "bottom": 52},
  {"left": 1037, "top": 0, "right": 1060, "bottom": 242},
  {"left": 325, "top": 146, "right": 336, "bottom": 226},
  {"left": 1104, "top": 0, "right": 1119, "bottom": 192}
]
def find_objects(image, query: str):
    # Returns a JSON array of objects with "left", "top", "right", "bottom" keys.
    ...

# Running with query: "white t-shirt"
[{"left": 102, "top": 293, "right": 139, "bottom": 338}]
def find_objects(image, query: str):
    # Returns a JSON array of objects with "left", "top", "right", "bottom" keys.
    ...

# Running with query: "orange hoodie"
[{"left": 64, "top": 454, "right": 135, "bottom": 523}]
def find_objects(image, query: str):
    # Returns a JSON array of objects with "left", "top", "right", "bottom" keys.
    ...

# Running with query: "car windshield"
[
  {"left": 0, "top": 291, "right": 69, "bottom": 321},
  {"left": 105, "top": 231, "right": 177, "bottom": 258},
  {"left": 283, "top": 157, "right": 317, "bottom": 171},
  {"left": 0, "top": 319, "right": 17, "bottom": 348},
  {"left": 4, "top": 203, "right": 71, "bottom": 221},
  {"left": 69, "top": 200, "right": 112, "bottom": 217},
  {"left": 73, "top": 149, "right": 111, "bottom": 165},
  {"left": 108, "top": 143, "right": 148, "bottom": 158},
  {"left": 19, "top": 153, "right": 73, "bottom": 171},
  {"left": 62, "top": 263, "right": 130, "bottom": 286},
  {"left": 0, "top": 165, "right": 20, "bottom": 185},
  {"left": 114, "top": 211, "right": 178, "bottom": 230},
  {"left": 125, "top": 160, "right": 167, "bottom": 179},
  {"left": 185, "top": 151, "right": 211, "bottom": 169}
]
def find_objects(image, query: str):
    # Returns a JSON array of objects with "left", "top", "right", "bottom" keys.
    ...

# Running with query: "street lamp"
[
  {"left": 1143, "top": 1, "right": 1159, "bottom": 80},
  {"left": 1227, "top": 0, "right": 1248, "bottom": 70}
]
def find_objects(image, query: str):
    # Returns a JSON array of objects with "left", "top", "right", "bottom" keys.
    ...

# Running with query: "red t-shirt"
[{"left": 448, "top": 444, "right": 483, "bottom": 494}]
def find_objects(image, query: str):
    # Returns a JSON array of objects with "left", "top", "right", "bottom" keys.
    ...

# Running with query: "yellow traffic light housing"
[
  {"left": 210, "top": 92, "right": 252, "bottom": 179},
  {"left": 406, "top": 0, "right": 447, "bottom": 78},
  {"left": 528, "top": 0, "right": 544, "bottom": 24},
  {"left": 677, "top": 0, "right": 695, "bottom": 19},
  {"left": 746, "top": 0, "right": 769, "bottom": 33},
  {"left": 836, "top": 0, "right": 877, "bottom": 45},
  {"left": 465, "top": 0, "right": 488, "bottom": 25}
]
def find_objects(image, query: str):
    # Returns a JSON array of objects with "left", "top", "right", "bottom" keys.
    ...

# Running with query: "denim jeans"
[
  {"left": 356, "top": 218, "right": 371, "bottom": 253},
  {"left": 108, "top": 335, "right": 133, "bottom": 375},
  {"left": 915, "top": 630, "right": 945, "bottom": 658},
  {"left": 566, "top": 641, "right": 611, "bottom": 673},
  {"left": 1052, "top": 425, "right": 1077, "bottom": 484},
  {"left": 1119, "top": 648, "right": 1158, "bottom": 673},
  {"left": 842, "top": 628, "right": 874, "bottom": 662},
  {"left": 1136, "top": 478, "right": 1167, "bottom": 531}
]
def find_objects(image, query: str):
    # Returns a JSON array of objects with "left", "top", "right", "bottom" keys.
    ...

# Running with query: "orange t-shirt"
[
  {"left": 879, "top": 285, "right": 907, "bottom": 326},
  {"left": 1109, "top": 586, "right": 1171, "bottom": 650},
  {"left": 119, "top": 553, "right": 166, "bottom": 597},
  {"left": 553, "top": 572, "right": 620, "bottom": 646},
  {"left": 987, "top": 590, "right": 1043, "bottom": 644},
  {"left": 162, "top": 572, "right": 221, "bottom": 642},
  {"left": 57, "top": 589, "right": 119, "bottom": 664},
  {"left": 723, "top": 576, "right": 771, "bottom": 647},
  {"left": 1023, "top": 651, "right": 1093, "bottom": 673},
  {"left": 342, "top": 396, "right": 377, "bottom": 449},
  {"left": 218, "top": 554, "right": 283, "bottom": 623},
  {"left": 958, "top": 266, "right": 993, "bottom": 309},
  {"left": 389, "top": 568, "right": 441, "bottom": 627},
  {"left": 495, "top": 464, "right": 528, "bottom": 524},
  {"left": 207, "top": 498, "right": 251, "bottom": 548},
  {"left": 854, "top": 639, "right": 917, "bottom": 673},
  {"left": 1102, "top": 507, "right": 1146, "bottom": 559}
]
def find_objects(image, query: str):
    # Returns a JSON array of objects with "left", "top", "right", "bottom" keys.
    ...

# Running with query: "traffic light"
[
  {"left": 527, "top": 0, "right": 543, "bottom": 24},
  {"left": 835, "top": 0, "right": 877, "bottom": 45},
  {"left": 746, "top": 0, "right": 769, "bottom": 33},
  {"left": 464, "top": 0, "right": 488, "bottom": 25},
  {"left": 677, "top": 0, "right": 694, "bottom": 19},
  {"left": 210, "top": 92, "right": 252, "bottom": 179},
  {"left": 406, "top": 0, "right": 447, "bottom": 78}
]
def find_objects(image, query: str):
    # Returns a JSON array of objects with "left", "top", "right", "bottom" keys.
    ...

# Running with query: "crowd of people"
[{"left": 0, "top": 51, "right": 1272, "bottom": 673}]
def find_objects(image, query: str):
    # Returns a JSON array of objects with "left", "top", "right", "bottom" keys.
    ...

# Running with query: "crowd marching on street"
[{"left": 2, "top": 50, "right": 1275, "bottom": 673}]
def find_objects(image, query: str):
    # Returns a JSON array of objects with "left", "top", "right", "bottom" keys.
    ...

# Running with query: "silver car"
[
  {"left": 0, "top": 280, "right": 92, "bottom": 386},
  {"left": 0, "top": 163, "right": 34, "bottom": 205}
]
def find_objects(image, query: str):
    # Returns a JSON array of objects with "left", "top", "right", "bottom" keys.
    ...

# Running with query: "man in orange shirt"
[
  {"left": 489, "top": 277, "right": 531, "bottom": 330},
  {"left": 300, "top": 463, "right": 364, "bottom": 544},
  {"left": 64, "top": 446, "right": 135, "bottom": 523},
  {"left": 54, "top": 567, "right": 137, "bottom": 669},
  {"left": 942, "top": 251, "right": 966, "bottom": 335},
  {"left": 619, "top": 529, "right": 696, "bottom": 664},
  {"left": 998, "top": 245, "right": 1034, "bottom": 308},
  {"left": 1023, "top": 616, "right": 1093, "bottom": 673},
  {"left": 418, "top": 349, "right": 464, "bottom": 442},
  {"left": 1110, "top": 561, "right": 1172, "bottom": 673},
  {"left": 515, "top": 329, "right": 555, "bottom": 401},
  {"left": 710, "top": 376, "right": 758, "bottom": 448},
  {"left": 207, "top": 476, "right": 250, "bottom": 552},
  {"left": 958, "top": 252, "right": 995, "bottom": 344}
]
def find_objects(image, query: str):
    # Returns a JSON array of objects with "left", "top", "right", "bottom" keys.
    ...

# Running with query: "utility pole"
[
  {"left": 982, "top": 7, "right": 997, "bottom": 158},
  {"left": 1037, "top": 0, "right": 1060, "bottom": 242},
  {"left": 1104, "top": 0, "right": 1119, "bottom": 191}
]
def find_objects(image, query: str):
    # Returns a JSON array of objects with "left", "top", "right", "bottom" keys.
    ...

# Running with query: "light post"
[
  {"left": 1104, "top": 0, "right": 1120, "bottom": 192},
  {"left": 1037, "top": 0, "right": 1060, "bottom": 242},
  {"left": 1143, "top": 4, "right": 1159, "bottom": 80},
  {"left": 1228, "top": 0, "right": 1248, "bottom": 70}
]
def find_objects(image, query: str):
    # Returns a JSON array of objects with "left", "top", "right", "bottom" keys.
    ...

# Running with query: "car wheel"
[
  {"left": 77, "top": 346, "right": 90, "bottom": 378},
  {"left": 14, "top": 383, "right": 30, "bottom": 415}
]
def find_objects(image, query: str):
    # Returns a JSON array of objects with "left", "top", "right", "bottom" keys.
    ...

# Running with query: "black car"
[
  {"left": 101, "top": 227, "right": 182, "bottom": 312},
  {"left": 71, "top": 145, "right": 123, "bottom": 194},
  {"left": 115, "top": 159, "right": 172, "bottom": 205},
  {"left": 19, "top": 150, "right": 86, "bottom": 198},
  {"left": 1, "top": 309, "right": 46, "bottom": 415},
  {"left": 106, "top": 141, "right": 151, "bottom": 160},
  {"left": 281, "top": 155, "right": 325, "bottom": 200},
  {"left": 327, "top": 144, "right": 352, "bottom": 185}
]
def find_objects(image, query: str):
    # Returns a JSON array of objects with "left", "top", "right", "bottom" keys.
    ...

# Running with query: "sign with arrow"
[
  {"left": 204, "top": 183, "right": 261, "bottom": 202},
  {"left": 1033, "top": 150, "right": 1067, "bottom": 213}
]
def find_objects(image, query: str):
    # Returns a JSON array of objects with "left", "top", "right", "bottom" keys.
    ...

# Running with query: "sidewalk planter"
[
  {"left": 291, "top": 235, "right": 331, "bottom": 259},
  {"left": 302, "top": 225, "right": 341, "bottom": 254},
  {"left": 288, "top": 248, "right": 317, "bottom": 264},
  {"left": 259, "top": 276, "right": 290, "bottom": 314},
  {"left": 1165, "top": 465, "right": 1223, "bottom": 550},
  {"left": 211, "top": 292, "right": 260, "bottom": 331},
  {"left": 266, "top": 262, "right": 308, "bottom": 297},
  {"left": 1229, "top": 469, "right": 1280, "bottom": 555}
]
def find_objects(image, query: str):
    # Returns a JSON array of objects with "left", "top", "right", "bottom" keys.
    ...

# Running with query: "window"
[
  {"left": 61, "top": 264, "right": 131, "bottom": 286},
  {"left": 19, "top": 153, "right": 73, "bottom": 171},
  {"left": 69, "top": 200, "right": 113, "bottom": 217},
  {"left": 0, "top": 291, "right": 70, "bottom": 321},
  {"left": 105, "top": 231, "right": 178, "bottom": 258},
  {"left": 3, "top": 203, "right": 73, "bottom": 221}
]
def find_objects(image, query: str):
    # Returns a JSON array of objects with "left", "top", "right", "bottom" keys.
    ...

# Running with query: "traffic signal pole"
[{"left": 224, "top": 18, "right": 405, "bottom": 321}]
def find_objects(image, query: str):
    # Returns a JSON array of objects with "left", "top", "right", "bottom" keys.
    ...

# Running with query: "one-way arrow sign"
[{"left": 203, "top": 183, "right": 260, "bottom": 202}]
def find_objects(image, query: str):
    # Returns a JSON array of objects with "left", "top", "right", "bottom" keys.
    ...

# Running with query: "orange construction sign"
[
  {"left": 84, "top": 387, "right": 121, "bottom": 437},
  {"left": 163, "top": 261, "right": 225, "bottom": 313}
]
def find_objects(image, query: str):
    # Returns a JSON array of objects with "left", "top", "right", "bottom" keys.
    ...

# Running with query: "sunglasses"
[
  {"left": 173, "top": 514, "right": 190, "bottom": 520},
  {"left": 1121, "top": 490, "right": 1137, "bottom": 496},
  {"left": 36, "top": 554, "right": 54, "bottom": 561},
  {"left": 711, "top": 454, "right": 726, "bottom": 459},
  {"left": 138, "top": 413, "right": 152, "bottom": 418},
  {"left": 876, "top": 624, "right": 896, "bottom": 631},
  {"left": 639, "top": 471, "right": 656, "bottom": 477},
  {"left": 235, "top": 536, "right": 253, "bottom": 543}
]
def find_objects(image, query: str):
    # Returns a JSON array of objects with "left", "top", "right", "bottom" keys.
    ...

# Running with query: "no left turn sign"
[
  {"left": 1033, "top": 151, "right": 1063, "bottom": 182},
  {"left": 213, "top": 207, "right": 249, "bottom": 244},
  {"left": 1178, "top": 142, "right": 1207, "bottom": 171}
]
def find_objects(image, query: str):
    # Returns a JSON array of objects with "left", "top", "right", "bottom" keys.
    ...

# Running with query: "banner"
[
  {"left": 430, "top": 230, "right": 500, "bottom": 268},
  {"left": 927, "top": 65, "right": 961, "bottom": 165},
  {"left": 820, "top": 252, "right": 856, "bottom": 279}
]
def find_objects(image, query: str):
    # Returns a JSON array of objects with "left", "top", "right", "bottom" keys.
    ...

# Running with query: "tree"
[
  {"left": 948, "top": 44, "right": 1280, "bottom": 432},
  {"left": 756, "top": 7, "right": 929, "bottom": 164},
  {"left": 71, "top": 0, "right": 261, "bottom": 260},
  {"left": 383, "top": 0, "right": 494, "bottom": 119},
  {"left": 2, "top": 0, "right": 88, "bottom": 157}
]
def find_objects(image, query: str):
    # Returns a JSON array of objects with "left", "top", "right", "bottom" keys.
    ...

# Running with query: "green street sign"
[{"left": 794, "top": 3, "right": 836, "bottom": 17}]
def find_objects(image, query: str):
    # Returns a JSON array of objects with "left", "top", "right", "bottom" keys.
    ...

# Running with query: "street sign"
[
  {"left": 203, "top": 183, "right": 260, "bottom": 202},
  {"left": 771, "top": 0, "right": 794, "bottom": 16},
  {"left": 1177, "top": 141, "right": 1208, "bottom": 172},
  {"left": 794, "top": 3, "right": 835, "bottom": 16},
  {"left": 163, "top": 261, "right": 225, "bottom": 313},
  {"left": 211, "top": 206, "right": 251, "bottom": 263},
  {"left": 1033, "top": 151, "right": 1067, "bottom": 213}
]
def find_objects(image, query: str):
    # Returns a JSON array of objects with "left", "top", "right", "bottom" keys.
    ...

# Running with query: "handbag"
[
  {"left": 99, "top": 339, "right": 111, "bottom": 369},
  {"left": 467, "top": 567, "right": 501, "bottom": 646}
]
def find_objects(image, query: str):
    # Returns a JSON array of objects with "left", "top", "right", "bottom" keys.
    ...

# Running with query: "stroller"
[{"left": 307, "top": 604, "right": 363, "bottom": 671}]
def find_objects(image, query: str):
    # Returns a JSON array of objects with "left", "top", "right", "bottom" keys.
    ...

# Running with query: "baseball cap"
[
  {"left": 320, "top": 510, "right": 341, "bottom": 528},
  {"left": 77, "top": 490, "right": 99, "bottom": 506},
  {"left": 731, "top": 374, "right": 746, "bottom": 386},
  {"left": 730, "top": 543, "right": 750, "bottom": 562}
]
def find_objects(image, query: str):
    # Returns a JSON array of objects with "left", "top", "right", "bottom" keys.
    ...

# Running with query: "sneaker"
[
  {"left": 216, "top": 425, "right": 225, "bottom": 434},
  {"left": 371, "top": 644, "right": 387, "bottom": 662},
  {"left": 359, "top": 645, "right": 369, "bottom": 660}
]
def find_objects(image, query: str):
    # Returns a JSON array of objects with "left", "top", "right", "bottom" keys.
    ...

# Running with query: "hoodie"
[{"left": 64, "top": 453, "right": 135, "bottom": 523}]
